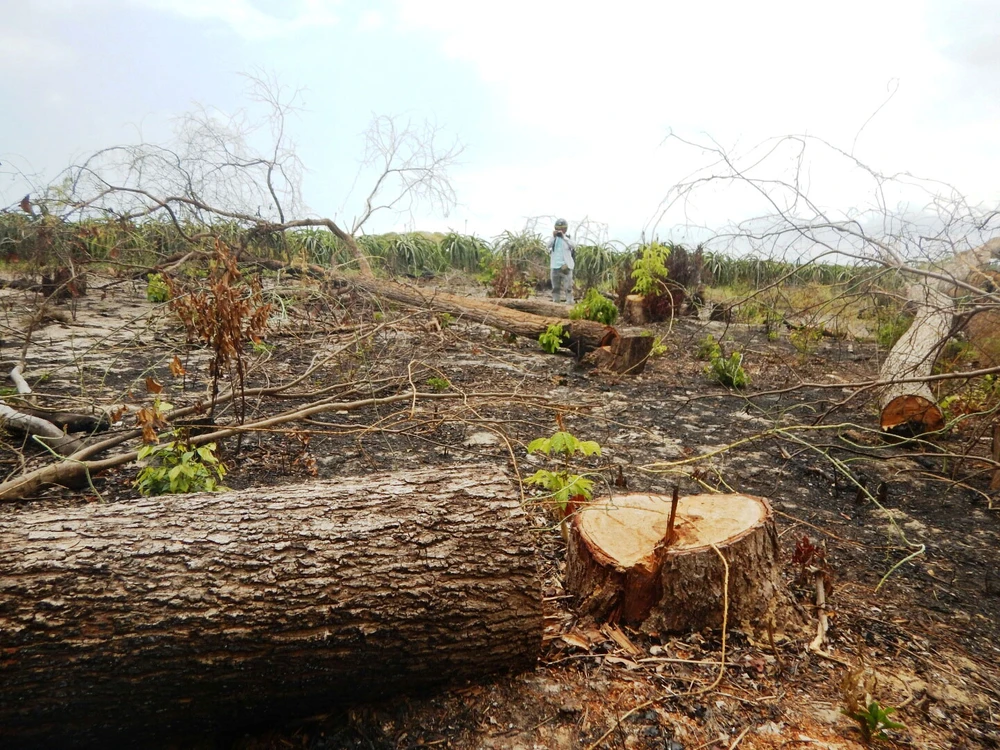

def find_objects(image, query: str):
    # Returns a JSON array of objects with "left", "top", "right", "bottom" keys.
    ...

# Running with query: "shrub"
[
  {"left": 642, "top": 287, "right": 684, "bottom": 321},
  {"left": 789, "top": 325, "right": 823, "bottom": 357},
  {"left": 134, "top": 437, "right": 227, "bottom": 496},
  {"left": 574, "top": 243, "right": 621, "bottom": 288},
  {"left": 632, "top": 242, "right": 686, "bottom": 321},
  {"left": 538, "top": 323, "right": 567, "bottom": 354},
  {"left": 570, "top": 288, "right": 618, "bottom": 325},
  {"left": 426, "top": 376, "right": 450, "bottom": 392},
  {"left": 708, "top": 351, "right": 749, "bottom": 389},
  {"left": 146, "top": 273, "right": 169, "bottom": 303},
  {"left": 697, "top": 334, "right": 722, "bottom": 361},
  {"left": 631, "top": 242, "right": 671, "bottom": 296},
  {"left": 484, "top": 260, "right": 532, "bottom": 299}
]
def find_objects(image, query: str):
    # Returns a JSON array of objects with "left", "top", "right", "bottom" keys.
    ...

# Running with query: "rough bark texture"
[
  {"left": 580, "top": 336, "right": 655, "bottom": 375},
  {"left": 565, "top": 493, "right": 783, "bottom": 634},
  {"left": 623, "top": 294, "right": 647, "bottom": 325},
  {"left": 492, "top": 297, "right": 577, "bottom": 318},
  {"left": 0, "top": 466, "right": 542, "bottom": 748},
  {"left": 350, "top": 277, "right": 618, "bottom": 355}
]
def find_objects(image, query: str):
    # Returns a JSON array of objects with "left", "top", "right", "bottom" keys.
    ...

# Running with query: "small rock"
[
  {"left": 463, "top": 431, "right": 500, "bottom": 447},
  {"left": 756, "top": 721, "right": 784, "bottom": 735}
]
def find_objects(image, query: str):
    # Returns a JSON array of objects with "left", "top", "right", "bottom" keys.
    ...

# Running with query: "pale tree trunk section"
[
  {"left": 0, "top": 467, "right": 542, "bottom": 748},
  {"left": 878, "top": 239, "right": 1000, "bottom": 436},
  {"left": 566, "top": 493, "right": 784, "bottom": 634},
  {"left": 878, "top": 283, "right": 951, "bottom": 435}
]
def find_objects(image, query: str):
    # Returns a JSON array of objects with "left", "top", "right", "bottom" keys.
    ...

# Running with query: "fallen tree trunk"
[
  {"left": 0, "top": 403, "right": 83, "bottom": 455},
  {"left": 0, "top": 466, "right": 542, "bottom": 748},
  {"left": 350, "top": 276, "right": 618, "bottom": 355},
  {"left": 228, "top": 256, "right": 625, "bottom": 357},
  {"left": 878, "top": 239, "right": 1000, "bottom": 436},
  {"left": 492, "top": 297, "right": 577, "bottom": 317},
  {"left": 565, "top": 492, "right": 785, "bottom": 634},
  {"left": 1, "top": 366, "right": 89, "bottom": 455},
  {"left": 878, "top": 283, "right": 951, "bottom": 436},
  {"left": 2, "top": 405, "right": 109, "bottom": 434}
]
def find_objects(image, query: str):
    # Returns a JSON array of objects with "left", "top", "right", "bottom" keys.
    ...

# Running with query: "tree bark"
[
  {"left": 0, "top": 403, "right": 83, "bottom": 455},
  {"left": 582, "top": 335, "right": 656, "bottom": 375},
  {"left": 0, "top": 466, "right": 542, "bottom": 748},
  {"left": 878, "top": 282, "right": 951, "bottom": 436},
  {"left": 565, "top": 493, "right": 784, "bottom": 634},
  {"left": 623, "top": 294, "right": 647, "bottom": 324},
  {"left": 350, "top": 277, "right": 619, "bottom": 354},
  {"left": 878, "top": 238, "right": 1000, "bottom": 436},
  {"left": 3, "top": 405, "right": 109, "bottom": 434},
  {"left": 491, "top": 297, "right": 576, "bottom": 318}
]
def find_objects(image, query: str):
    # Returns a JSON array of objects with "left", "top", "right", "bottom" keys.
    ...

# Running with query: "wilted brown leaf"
[
  {"left": 145, "top": 376, "right": 163, "bottom": 394},
  {"left": 135, "top": 407, "right": 167, "bottom": 443}
]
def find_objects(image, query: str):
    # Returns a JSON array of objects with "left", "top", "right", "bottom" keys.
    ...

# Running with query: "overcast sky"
[{"left": 2, "top": 0, "right": 998, "bottom": 246}]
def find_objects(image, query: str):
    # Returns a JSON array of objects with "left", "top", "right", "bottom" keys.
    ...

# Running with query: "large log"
[
  {"left": 350, "top": 277, "right": 618, "bottom": 355},
  {"left": 492, "top": 297, "right": 577, "bottom": 318},
  {"left": 0, "top": 466, "right": 542, "bottom": 748},
  {"left": 878, "top": 282, "right": 951, "bottom": 435},
  {"left": 878, "top": 239, "right": 1000, "bottom": 436},
  {"left": 566, "top": 493, "right": 783, "bottom": 634}
]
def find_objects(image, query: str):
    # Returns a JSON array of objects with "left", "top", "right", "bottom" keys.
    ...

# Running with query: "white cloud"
[
  {"left": 389, "top": 0, "right": 1000, "bottom": 239},
  {"left": 135, "top": 0, "right": 338, "bottom": 40},
  {"left": 396, "top": 0, "right": 941, "bottom": 139},
  {"left": 357, "top": 10, "right": 385, "bottom": 32},
  {"left": 0, "top": 32, "right": 74, "bottom": 68}
]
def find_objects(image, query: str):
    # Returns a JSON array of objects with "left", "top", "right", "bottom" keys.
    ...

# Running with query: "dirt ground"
[{"left": 2, "top": 269, "right": 999, "bottom": 750}]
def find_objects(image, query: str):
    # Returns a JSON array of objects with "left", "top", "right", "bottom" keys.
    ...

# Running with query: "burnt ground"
[{"left": 1, "top": 270, "right": 999, "bottom": 750}]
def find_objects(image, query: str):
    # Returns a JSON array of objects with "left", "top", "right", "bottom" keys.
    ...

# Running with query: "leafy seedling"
[
  {"left": 569, "top": 288, "right": 618, "bottom": 325},
  {"left": 844, "top": 701, "right": 904, "bottom": 744},
  {"left": 707, "top": 350, "right": 749, "bottom": 389},
  {"left": 525, "top": 425, "right": 602, "bottom": 514},
  {"left": 840, "top": 659, "right": 904, "bottom": 744},
  {"left": 538, "top": 323, "right": 569, "bottom": 354},
  {"left": 426, "top": 376, "right": 450, "bottom": 392},
  {"left": 134, "top": 436, "right": 228, "bottom": 496}
]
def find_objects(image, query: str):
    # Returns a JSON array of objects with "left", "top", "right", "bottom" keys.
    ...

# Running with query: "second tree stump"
[{"left": 565, "top": 492, "right": 783, "bottom": 633}]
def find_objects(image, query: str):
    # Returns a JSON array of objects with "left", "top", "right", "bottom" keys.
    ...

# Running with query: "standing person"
[{"left": 547, "top": 218, "right": 576, "bottom": 304}]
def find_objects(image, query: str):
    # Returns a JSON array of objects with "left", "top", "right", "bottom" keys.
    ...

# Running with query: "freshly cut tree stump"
[
  {"left": 0, "top": 466, "right": 542, "bottom": 748},
  {"left": 580, "top": 335, "right": 655, "bottom": 375},
  {"left": 566, "top": 492, "right": 782, "bottom": 633},
  {"left": 624, "top": 294, "right": 647, "bottom": 324}
]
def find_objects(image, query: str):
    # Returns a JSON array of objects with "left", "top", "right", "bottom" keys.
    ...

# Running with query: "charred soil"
[{"left": 1, "top": 270, "right": 998, "bottom": 749}]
